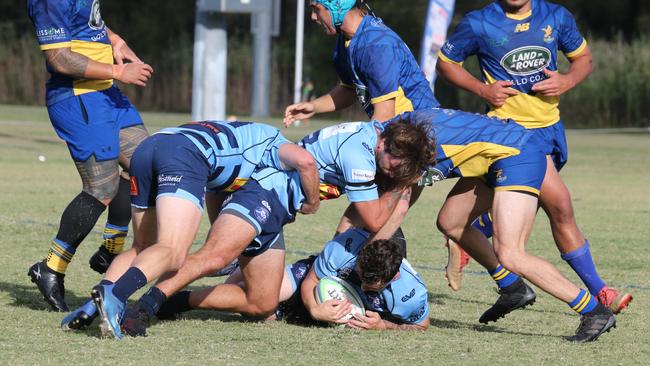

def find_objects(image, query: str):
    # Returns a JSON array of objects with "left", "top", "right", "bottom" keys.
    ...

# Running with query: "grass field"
[{"left": 0, "top": 104, "right": 648, "bottom": 365}]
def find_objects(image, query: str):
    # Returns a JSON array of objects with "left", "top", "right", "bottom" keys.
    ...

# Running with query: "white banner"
[{"left": 420, "top": 0, "right": 456, "bottom": 90}]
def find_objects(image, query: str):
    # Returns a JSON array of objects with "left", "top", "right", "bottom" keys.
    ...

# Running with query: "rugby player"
[
  {"left": 27, "top": 0, "right": 153, "bottom": 312},
  {"left": 156, "top": 228, "right": 430, "bottom": 331},
  {"left": 284, "top": 0, "right": 438, "bottom": 125},
  {"left": 61, "top": 120, "right": 435, "bottom": 338},
  {"left": 409, "top": 108, "right": 616, "bottom": 342},
  {"left": 63, "top": 121, "right": 320, "bottom": 339},
  {"left": 436, "top": 0, "right": 632, "bottom": 313}
]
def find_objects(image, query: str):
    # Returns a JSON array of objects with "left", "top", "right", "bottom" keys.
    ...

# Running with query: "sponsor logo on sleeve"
[
  {"left": 36, "top": 27, "right": 67, "bottom": 43},
  {"left": 351, "top": 169, "right": 375, "bottom": 182},
  {"left": 401, "top": 288, "right": 416, "bottom": 302}
]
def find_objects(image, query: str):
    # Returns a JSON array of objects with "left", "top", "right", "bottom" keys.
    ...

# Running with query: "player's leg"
[
  {"left": 491, "top": 190, "right": 615, "bottom": 342},
  {"left": 189, "top": 248, "right": 285, "bottom": 318},
  {"left": 540, "top": 156, "right": 632, "bottom": 313},
  {"left": 90, "top": 124, "right": 149, "bottom": 274},
  {"left": 437, "top": 178, "right": 535, "bottom": 323}
]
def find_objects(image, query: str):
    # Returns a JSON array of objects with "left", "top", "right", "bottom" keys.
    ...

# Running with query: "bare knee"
[
  {"left": 494, "top": 246, "right": 527, "bottom": 274},
  {"left": 241, "top": 300, "right": 279, "bottom": 319},
  {"left": 436, "top": 215, "right": 464, "bottom": 240}
]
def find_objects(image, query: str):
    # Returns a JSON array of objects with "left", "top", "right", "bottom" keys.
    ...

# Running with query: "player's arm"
[
  {"left": 343, "top": 187, "right": 404, "bottom": 234},
  {"left": 277, "top": 143, "right": 320, "bottom": 214},
  {"left": 370, "top": 98, "right": 396, "bottom": 122},
  {"left": 531, "top": 46, "right": 593, "bottom": 97},
  {"left": 368, "top": 187, "right": 411, "bottom": 241},
  {"left": 300, "top": 267, "right": 352, "bottom": 323},
  {"left": 106, "top": 26, "right": 142, "bottom": 65},
  {"left": 347, "top": 311, "right": 429, "bottom": 331},
  {"left": 43, "top": 47, "right": 153, "bottom": 86},
  {"left": 436, "top": 58, "right": 518, "bottom": 107},
  {"left": 283, "top": 85, "right": 356, "bottom": 127}
]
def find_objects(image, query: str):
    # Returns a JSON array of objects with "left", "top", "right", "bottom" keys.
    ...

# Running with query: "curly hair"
[
  {"left": 380, "top": 119, "right": 436, "bottom": 189},
  {"left": 357, "top": 238, "right": 403, "bottom": 286}
]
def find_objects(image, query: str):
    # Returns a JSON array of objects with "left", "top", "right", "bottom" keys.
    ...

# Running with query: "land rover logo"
[{"left": 500, "top": 46, "right": 551, "bottom": 76}]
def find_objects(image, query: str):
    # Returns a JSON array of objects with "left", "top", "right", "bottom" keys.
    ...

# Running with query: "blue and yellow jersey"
[
  {"left": 333, "top": 15, "right": 439, "bottom": 118},
  {"left": 28, "top": 0, "right": 114, "bottom": 105},
  {"left": 394, "top": 108, "right": 532, "bottom": 180},
  {"left": 299, "top": 121, "right": 381, "bottom": 203},
  {"left": 313, "top": 228, "right": 430, "bottom": 325},
  {"left": 157, "top": 121, "right": 290, "bottom": 193},
  {"left": 438, "top": 0, "right": 587, "bottom": 128}
]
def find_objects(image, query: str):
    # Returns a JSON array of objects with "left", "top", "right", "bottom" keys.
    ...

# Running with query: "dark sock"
[
  {"left": 139, "top": 287, "right": 168, "bottom": 317},
  {"left": 107, "top": 178, "right": 132, "bottom": 227},
  {"left": 112, "top": 267, "right": 148, "bottom": 303},
  {"left": 56, "top": 191, "right": 107, "bottom": 248},
  {"left": 157, "top": 291, "right": 193, "bottom": 319},
  {"left": 100, "top": 279, "right": 114, "bottom": 286}
]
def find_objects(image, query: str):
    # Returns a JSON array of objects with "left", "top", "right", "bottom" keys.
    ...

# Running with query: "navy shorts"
[
  {"left": 129, "top": 134, "right": 210, "bottom": 210},
  {"left": 486, "top": 134, "right": 548, "bottom": 197},
  {"left": 47, "top": 86, "right": 143, "bottom": 162},
  {"left": 221, "top": 179, "right": 294, "bottom": 257},
  {"left": 530, "top": 120, "right": 568, "bottom": 171}
]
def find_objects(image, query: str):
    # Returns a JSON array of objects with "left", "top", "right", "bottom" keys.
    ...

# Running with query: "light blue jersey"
[
  {"left": 298, "top": 121, "right": 381, "bottom": 203},
  {"left": 157, "top": 121, "right": 290, "bottom": 193},
  {"left": 313, "top": 229, "right": 430, "bottom": 324}
]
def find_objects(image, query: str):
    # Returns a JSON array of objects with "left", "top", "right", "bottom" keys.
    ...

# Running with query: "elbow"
[{"left": 295, "top": 153, "right": 317, "bottom": 172}]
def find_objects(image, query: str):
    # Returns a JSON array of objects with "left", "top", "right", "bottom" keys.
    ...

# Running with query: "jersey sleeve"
[
  {"left": 28, "top": 0, "right": 73, "bottom": 50},
  {"left": 261, "top": 129, "right": 292, "bottom": 171},
  {"left": 357, "top": 44, "right": 403, "bottom": 104},
  {"left": 403, "top": 290, "right": 430, "bottom": 324},
  {"left": 438, "top": 15, "right": 479, "bottom": 64},
  {"left": 557, "top": 6, "right": 587, "bottom": 58},
  {"left": 336, "top": 135, "right": 379, "bottom": 202},
  {"left": 313, "top": 240, "right": 346, "bottom": 279}
]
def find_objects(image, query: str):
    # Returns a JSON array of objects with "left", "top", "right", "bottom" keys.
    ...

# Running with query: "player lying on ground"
[
  {"left": 61, "top": 121, "right": 320, "bottom": 339},
  {"left": 401, "top": 108, "right": 616, "bottom": 342},
  {"left": 436, "top": 0, "right": 631, "bottom": 313},
  {"left": 27, "top": 0, "right": 153, "bottom": 312},
  {"left": 144, "top": 227, "right": 429, "bottom": 331}
]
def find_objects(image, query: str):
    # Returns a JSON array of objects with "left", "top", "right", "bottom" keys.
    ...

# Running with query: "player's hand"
[
  {"left": 478, "top": 80, "right": 519, "bottom": 107},
  {"left": 299, "top": 200, "right": 320, "bottom": 215},
  {"left": 113, "top": 40, "right": 142, "bottom": 65},
  {"left": 313, "top": 299, "right": 352, "bottom": 323},
  {"left": 113, "top": 63, "right": 154, "bottom": 87},
  {"left": 346, "top": 310, "right": 386, "bottom": 330},
  {"left": 283, "top": 102, "right": 316, "bottom": 127},
  {"left": 531, "top": 68, "right": 575, "bottom": 97}
]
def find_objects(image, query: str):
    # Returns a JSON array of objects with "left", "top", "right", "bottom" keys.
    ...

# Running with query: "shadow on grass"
[
  {"left": 0, "top": 280, "right": 92, "bottom": 312},
  {"left": 428, "top": 318, "right": 561, "bottom": 339}
]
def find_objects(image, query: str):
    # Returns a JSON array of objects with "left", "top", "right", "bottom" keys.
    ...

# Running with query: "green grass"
[{"left": 0, "top": 105, "right": 649, "bottom": 365}]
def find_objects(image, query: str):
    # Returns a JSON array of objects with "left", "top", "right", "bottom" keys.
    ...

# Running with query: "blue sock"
[
  {"left": 560, "top": 240, "right": 606, "bottom": 295},
  {"left": 471, "top": 212, "right": 493, "bottom": 238},
  {"left": 139, "top": 287, "right": 168, "bottom": 316},
  {"left": 112, "top": 267, "right": 148, "bottom": 303},
  {"left": 488, "top": 264, "right": 520, "bottom": 289},
  {"left": 568, "top": 288, "right": 598, "bottom": 315}
]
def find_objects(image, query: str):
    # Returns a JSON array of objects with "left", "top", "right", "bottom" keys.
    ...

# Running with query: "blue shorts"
[
  {"left": 47, "top": 86, "right": 143, "bottom": 162},
  {"left": 129, "top": 134, "right": 210, "bottom": 210},
  {"left": 486, "top": 135, "right": 547, "bottom": 196},
  {"left": 530, "top": 121, "right": 568, "bottom": 171},
  {"left": 221, "top": 179, "right": 293, "bottom": 257},
  {"left": 286, "top": 255, "right": 317, "bottom": 292}
]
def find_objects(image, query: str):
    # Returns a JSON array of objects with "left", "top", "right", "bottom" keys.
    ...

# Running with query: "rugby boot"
[
  {"left": 91, "top": 284, "right": 125, "bottom": 339},
  {"left": 444, "top": 239, "right": 471, "bottom": 291},
  {"left": 27, "top": 260, "right": 69, "bottom": 312},
  {"left": 565, "top": 302, "right": 616, "bottom": 342},
  {"left": 479, "top": 278, "right": 536, "bottom": 324},
  {"left": 121, "top": 302, "right": 150, "bottom": 337},
  {"left": 596, "top": 286, "right": 633, "bottom": 314},
  {"left": 88, "top": 246, "right": 117, "bottom": 274},
  {"left": 61, "top": 299, "right": 97, "bottom": 331}
]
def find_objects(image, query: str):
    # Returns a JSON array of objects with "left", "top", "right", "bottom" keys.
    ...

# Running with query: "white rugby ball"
[{"left": 314, "top": 276, "right": 365, "bottom": 322}]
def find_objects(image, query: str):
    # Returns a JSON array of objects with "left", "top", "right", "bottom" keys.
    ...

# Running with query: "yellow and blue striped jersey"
[
  {"left": 28, "top": 0, "right": 114, "bottom": 105},
  {"left": 439, "top": 0, "right": 587, "bottom": 128},
  {"left": 393, "top": 108, "right": 533, "bottom": 180},
  {"left": 334, "top": 15, "right": 439, "bottom": 117}
]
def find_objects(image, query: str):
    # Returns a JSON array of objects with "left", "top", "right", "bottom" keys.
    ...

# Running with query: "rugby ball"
[{"left": 314, "top": 276, "right": 365, "bottom": 322}]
